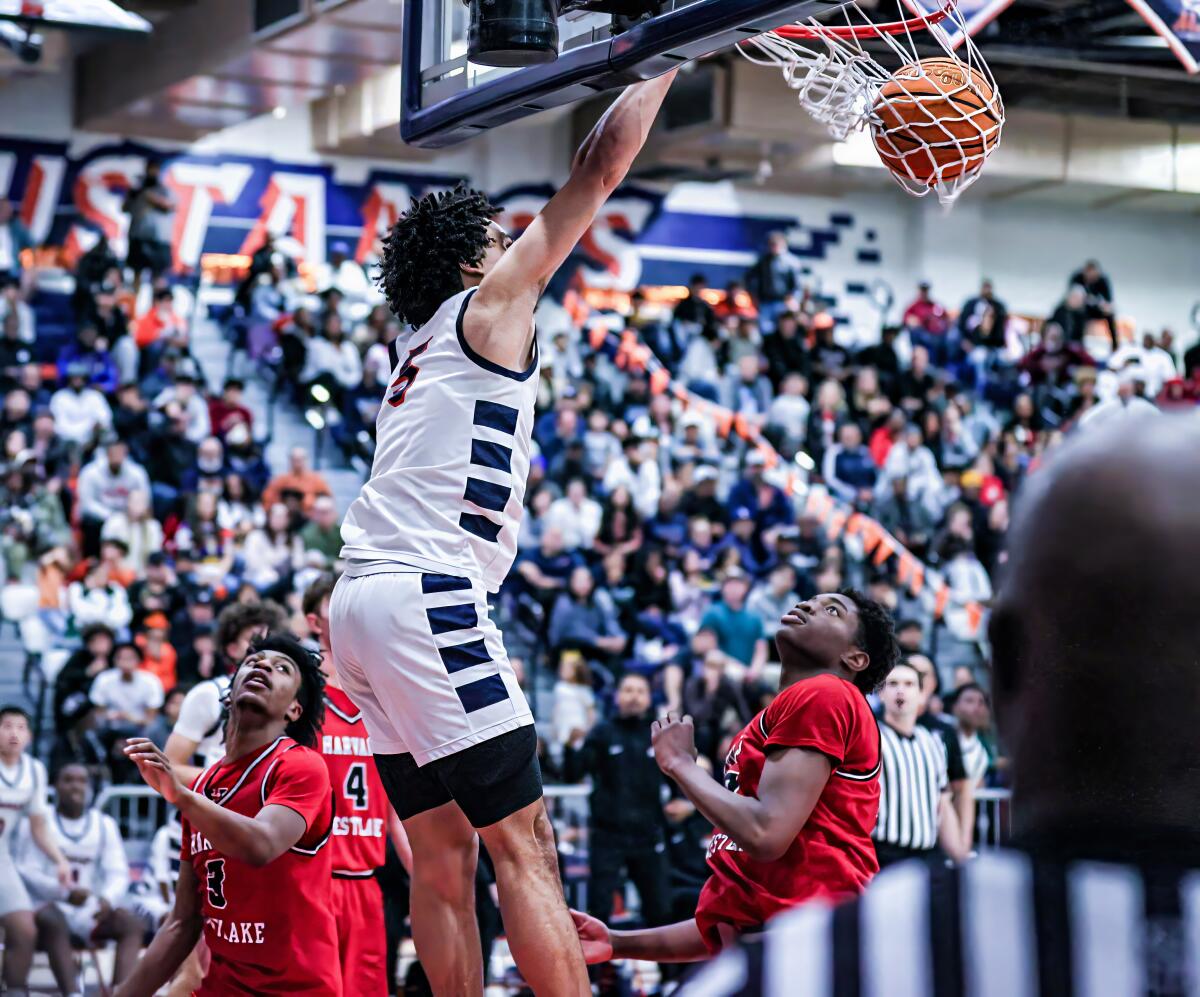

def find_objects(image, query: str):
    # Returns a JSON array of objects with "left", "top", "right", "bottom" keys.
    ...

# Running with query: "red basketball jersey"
[
  {"left": 320, "top": 686, "right": 388, "bottom": 875},
  {"left": 695, "top": 673, "right": 881, "bottom": 953},
  {"left": 184, "top": 737, "right": 341, "bottom": 995}
]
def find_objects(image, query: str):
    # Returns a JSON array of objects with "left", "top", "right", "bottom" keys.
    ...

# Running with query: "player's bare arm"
[
  {"left": 572, "top": 910, "right": 711, "bottom": 965},
  {"left": 463, "top": 69, "right": 678, "bottom": 370},
  {"left": 937, "top": 791, "right": 969, "bottom": 863},
  {"left": 124, "top": 738, "right": 309, "bottom": 867},
  {"left": 114, "top": 862, "right": 203, "bottom": 997},
  {"left": 653, "top": 714, "right": 833, "bottom": 863}
]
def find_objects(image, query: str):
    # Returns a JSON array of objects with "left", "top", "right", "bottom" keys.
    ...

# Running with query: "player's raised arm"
[
  {"left": 113, "top": 862, "right": 203, "bottom": 997},
  {"left": 125, "top": 738, "right": 310, "bottom": 867},
  {"left": 464, "top": 69, "right": 678, "bottom": 368},
  {"left": 653, "top": 715, "right": 833, "bottom": 863}
]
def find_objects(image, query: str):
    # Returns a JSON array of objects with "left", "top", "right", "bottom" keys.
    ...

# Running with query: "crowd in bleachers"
[{"left": 3, "top": 183, "right": 1199, "bottom": 986}]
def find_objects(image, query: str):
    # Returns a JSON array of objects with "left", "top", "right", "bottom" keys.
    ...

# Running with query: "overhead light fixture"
[
  {"left": 305, "top": 409, "right": 326, "bottom": 431},
  {"left": 272, "top": 105, "right": 288, "bottom": 119}
]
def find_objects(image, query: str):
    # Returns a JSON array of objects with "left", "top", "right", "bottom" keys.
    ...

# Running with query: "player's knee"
[
  {"left": 5, "top": 910, "right": 38, "bottom": 948},
  {"left": 413, "top": 831, "right": 478, "bottom": 904},
  {"left": 482, "top": 800, "right": 557, "bottom": 871},
  {"left": 34, "top": 905, "right": 67, "bottom": 938}
]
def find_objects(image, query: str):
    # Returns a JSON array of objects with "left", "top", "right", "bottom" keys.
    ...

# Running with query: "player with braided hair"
[
  {"left": 331, "top": 70, "right": 679, "bottom": 996},
  {"left": 573, "top": 589, "right": 899, "bottom": 963}
]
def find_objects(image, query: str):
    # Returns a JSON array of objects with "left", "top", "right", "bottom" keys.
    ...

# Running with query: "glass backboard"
[
  {"left": 0, "top": 0, "right": 150, "bottom": 33},
  {"left": 402, "top": 0, "right": 844, "bottom": 147}
]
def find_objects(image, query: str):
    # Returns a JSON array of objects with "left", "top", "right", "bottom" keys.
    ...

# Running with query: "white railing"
[{"left": 95, "top": 781, "right": 1013, "bottom": 873}]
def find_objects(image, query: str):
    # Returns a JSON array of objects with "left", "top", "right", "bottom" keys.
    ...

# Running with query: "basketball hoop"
[{"left": 740, "top": 0, "right": 1004, "bottom": 207}]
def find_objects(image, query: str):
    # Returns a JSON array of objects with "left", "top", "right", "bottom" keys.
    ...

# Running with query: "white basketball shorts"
[{"left": 328, "top": 569, "right": 533, "bottom": 766}]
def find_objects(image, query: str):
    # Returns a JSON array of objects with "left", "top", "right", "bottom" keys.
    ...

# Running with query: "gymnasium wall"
[{"left": 0, "top": 66, "right": 1196, "bottom": 341}]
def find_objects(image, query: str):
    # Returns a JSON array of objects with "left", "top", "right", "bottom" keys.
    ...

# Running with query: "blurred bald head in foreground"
[{"left": 991, "top": 413, "right": 1200, "bottom": 858}]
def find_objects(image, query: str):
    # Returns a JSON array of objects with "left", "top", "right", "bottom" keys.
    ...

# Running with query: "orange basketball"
[{"left": 871, "top": 58, "right": 1002, "bottom": 186}]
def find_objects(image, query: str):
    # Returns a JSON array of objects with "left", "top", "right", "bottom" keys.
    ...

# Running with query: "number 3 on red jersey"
[{"left": 206, "top": 858, "right": 227, "bottom": 909}]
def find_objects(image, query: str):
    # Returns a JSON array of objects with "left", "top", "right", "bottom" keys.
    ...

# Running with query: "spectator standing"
[
  {"left": 957, "top": 279, "right": 1008, "bottom": 349},
  {"left": 673, "top": 273, "right": 718, "bottom": 337},
  {"left": 1049, "top": 284, "right": 1089, "bottom": 345},
  {"left": 872, "top": 662, "right": 967, "bottom": 868},
  {"left": 1068, "top": 259, "right": 1118, "bottom": 349},
  {"left": 564, "top": 673, "right": 670, "bottom": 930},
  {"left": 17, "top": 763, "right": 143, "bottom": 993},
  {"left": 901, "top": 281, "right": 949, "bottom": 361},
  {"left": 744, "top": 231, "right": 803, "bottom": 332},
  {"left": 123, "top": 160, "right": 175, "bottom": 296}
]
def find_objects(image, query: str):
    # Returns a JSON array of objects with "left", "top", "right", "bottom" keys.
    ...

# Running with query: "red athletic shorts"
[{"left": 331, "top": 875, "right": 389, "bottom": 996}]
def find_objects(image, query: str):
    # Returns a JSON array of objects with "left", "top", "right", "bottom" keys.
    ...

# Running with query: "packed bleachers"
[{"left": 1, "top": 215, "right": 1193, "bottom": 988}]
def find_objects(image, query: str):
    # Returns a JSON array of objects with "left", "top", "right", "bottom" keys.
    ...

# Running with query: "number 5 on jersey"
[{"left": 388, "top": 337, "right": 432, "bottom": 408}]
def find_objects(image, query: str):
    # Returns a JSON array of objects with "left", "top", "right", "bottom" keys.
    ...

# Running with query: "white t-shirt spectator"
[
  {"left": 958, "top": 729, "right": 989, "bottom": 787},
  {"left": 90, "top": 668, "right": 164, "bottom": 718},
  {"left": 171, "top": 676, "right": 230, "bottom": 768},
  {"left": 101, "top": 514, "right": 163, "bottom": 572},
  {"left": 544, "top": 496, "right": 602, "bottom": 551},
  {"left": 49, "top": 386, "right": 113, "bottom": 444},
  {"left": 152, "top": 388, "right": 211, "bottom": 443}
]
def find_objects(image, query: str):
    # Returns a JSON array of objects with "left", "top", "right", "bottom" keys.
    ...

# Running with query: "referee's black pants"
[
  {"left": 588, "top": 827, "right": 670, "bottom": 928},
  {"left": 874, "top": 840, "right": 940, "bottom": 870}
]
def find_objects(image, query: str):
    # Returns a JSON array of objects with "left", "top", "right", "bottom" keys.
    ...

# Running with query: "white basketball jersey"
[
  {"left": 340, "top": 288, "right": 539, "bottom": 592},
  {"left": 49, "top": 810, "right": 115, "bottom": 895},
  {"left": 0, "top": 754, "right": 48, "bottom": 850}
]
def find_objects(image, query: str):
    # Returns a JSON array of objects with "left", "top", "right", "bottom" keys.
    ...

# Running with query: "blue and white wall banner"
[
  {"left": 1124, "top": 0, "right": 1200, "bottom": 73},
  {"left": 0, "top": 136, "right": 899, "bottom": 332},
  {"left": 900, "top": 0, "right": 1016, "bottom": 49}
]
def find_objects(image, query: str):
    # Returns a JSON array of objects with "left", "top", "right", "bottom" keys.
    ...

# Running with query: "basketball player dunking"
[{"left": 328, "top": 70, "right": 678, "bottom": 995}]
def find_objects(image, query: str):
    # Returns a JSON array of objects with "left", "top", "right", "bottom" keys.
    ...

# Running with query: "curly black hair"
[
  {"left": 377, "top": 184, "right": 499, "bottom": 328},
  {"left": 842, "top": 588, "right": 900, "bottom": 694},
  {"left": 224, "top": 633, "right": 326, "bottom": 748}
]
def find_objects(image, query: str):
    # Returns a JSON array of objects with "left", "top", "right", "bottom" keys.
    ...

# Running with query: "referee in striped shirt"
[
  {"left": 873, "top": 662, "right": 968, "bottom": 868},
  {"left": 682, "top": 414, "right": 1200, "bottom": 995}
]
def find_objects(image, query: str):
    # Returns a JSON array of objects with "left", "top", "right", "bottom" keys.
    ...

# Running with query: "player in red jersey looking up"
[
  {"left": 573, "top": 590, "right": 898, "bottom": 961},
  {"left": 305, "top": 574, "right": 412, "bottom": 997},
  {"left": 116, "top": 635, "right": 341, "bottom": 997}
]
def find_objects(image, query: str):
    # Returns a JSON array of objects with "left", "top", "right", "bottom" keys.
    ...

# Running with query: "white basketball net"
[{"left": 740, "top": 0, "right": 1005, "bottom": 207}]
